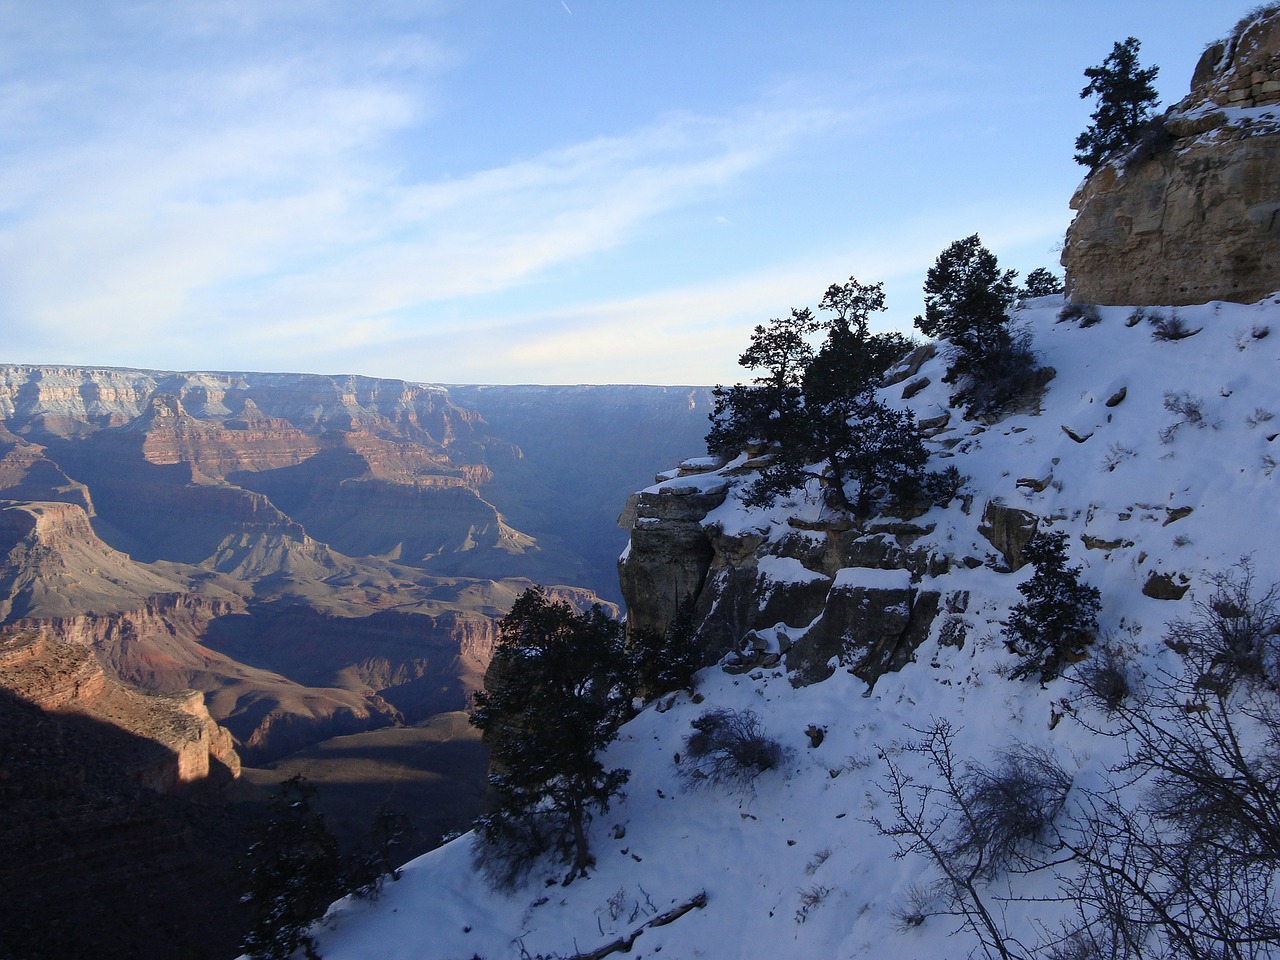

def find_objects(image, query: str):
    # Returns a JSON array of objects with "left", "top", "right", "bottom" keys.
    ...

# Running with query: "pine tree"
[
  {"left": 1019, "top": 267, "right": 1064, "bottom": 300},
  {"left": 630, "top": 594, "right": 702, "bottom": 700},
  {"left": 915, "top": 235, "right": 1034, "bottom": 416},
  {"left": 470, "top": 587, "right": 632, "bottom": 888},
  {"left": 1075, "top": 37, "right": 1160, "bottom": 170},
  {"left": 238, "top": 775, "right": 343, "bottom": 960},
  {"left": 1003, "top": 531, "right": 1101, "bottom": 683},
  {"left": 706, "top": 308, "right": 818, "bottom": 459}
]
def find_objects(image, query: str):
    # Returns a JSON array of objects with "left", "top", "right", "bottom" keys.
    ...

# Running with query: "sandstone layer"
[{"left": 1064, "top": 9, "right": 1280, "bottom": 306}]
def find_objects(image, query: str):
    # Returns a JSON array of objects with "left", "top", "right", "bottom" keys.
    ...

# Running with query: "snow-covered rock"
[{"left": 310, "top": 292, "right": 1280, "bottom": 960}]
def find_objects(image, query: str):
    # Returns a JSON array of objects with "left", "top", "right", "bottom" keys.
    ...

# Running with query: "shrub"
[
  {"left": 948, "top": 744, "right": 1073, "bottom": 878},
  {"left": 630, "top": 595, "right": 702, "bottom": 700},
  {"left": 1149, "top": 311, "right": 1199, "bottom": 341},
  {"left": 1159, "top": 390, "right": 1211, "bottom": 443},
  {"left": 678, "top": 708, "right": 790, "bottom": 794},
  {"left": 1075, "top": 642, "right": 1133, "bottom": 713},
  {"left": 1164, "top": 560, "right": 1280, "bottom": 689},
  {"left": 1058, "top": 302, "right": 1101, "bottom": 327},
  {"left": 955, "top": 326, "right": 1041, "bottom": 418},
  {"left": 921, "top": 465, "right": 969, "bottom": 507},
  {"left": 238, "top": 775, "right": 343, "bottom": 960}
]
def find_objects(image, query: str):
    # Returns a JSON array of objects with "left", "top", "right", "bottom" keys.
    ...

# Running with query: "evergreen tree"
[
  {"left": 470, "top": 588, "right": 632, "bottom": 888},
  {"left": 915, "top": 235, "right": 1033, "bottom": 415},
  {"left": 630, "top": 594, "right": 703, "bottom": 700},
  {"left": 710, "top": 276, "right": 926, "bottom": 513},
  {"left": 239, "top": 775, "right": 344, "bottom": 960},
  {"left": 1075, "top": 37, "right": 1160, "bottom": 170},
  {"left": 706, "top": 308, "right": 818, "bottom": 458},
  {"left": 1019, "top": 267, "right": 1064, "bottom": 300},
  {"left": 1003, "top": 531, "right": 1102, "bottom": 684}
]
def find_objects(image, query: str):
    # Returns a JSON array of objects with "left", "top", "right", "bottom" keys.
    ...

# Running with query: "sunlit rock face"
[
  {"left": 1064, "top": 9, "right": 1280, "bottom": 307},
  {"left": 0, "top": 365, "right": 712, "bottom": 762}
]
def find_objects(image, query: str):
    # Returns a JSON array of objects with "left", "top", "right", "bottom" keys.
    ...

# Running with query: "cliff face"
[
  {"left": 0, "top": 630, "right": 239, "bottom": 790},
  {"left": 620, "top": 461, "right": 954, "bottom": 689},
  {"left": 1064, "top": 9, "right": 1280, "bottom": 305},
  {"left": 0, "top": 368, "right": 711, "bottom": 767}
]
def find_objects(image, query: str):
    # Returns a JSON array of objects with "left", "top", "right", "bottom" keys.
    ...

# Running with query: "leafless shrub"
[
  {"left": 890, "top": 881, "right": 940, "bottom": 933},
  {"left": 804, "top": 846, "right": 832, "bottom": 876},
  {"left": 1149, "top": 311, "right": 1200, "bottom": 341},
  {"left": 1164, "top": 559, "right": 1280, "bottom": 689},
  {"left": 1246, "top": 407, "right": 1275, "bottom": 428},
  {"left": 1159, "top": 391, "right": 1210, "bottom": 443},
  {"left": 1100, "top": 443, "right": 1136, "bottom": 472},
  {"left": 794, "top": 884, "right": 831, "bottom": 924},
  {"left": 1074, "top": 643, "right": 1134, "bottom": 714},
  {"left": 872, "top": 720, "right": 1068, "bottom": 960},
  {"left": 1059, "top": 303, "right": 1101, "bottom": 327},
  {"left": 1065, "top": 566, "right": 1280, "bottom": 959},
  {"left": 678, "top": 708, "right": 790, "bottom": 794},
  {"left": 947, "top": 744, "right": 1073, "bottom": 878}
]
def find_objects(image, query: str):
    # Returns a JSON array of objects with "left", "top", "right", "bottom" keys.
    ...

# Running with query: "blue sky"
[{"left": 0, "top": 1, "right": 1238, "bottom": 385}]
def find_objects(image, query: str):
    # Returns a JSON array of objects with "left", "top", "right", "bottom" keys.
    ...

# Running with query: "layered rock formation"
[
  {"left": 1, "top": 367, "right": 712, "bottom": 766},
  {"left": 0, "top": 630, "right": 239, "bottom": 791},
  {"left": 1064, "top": 8, "right": 1280, "bottom": 305}
]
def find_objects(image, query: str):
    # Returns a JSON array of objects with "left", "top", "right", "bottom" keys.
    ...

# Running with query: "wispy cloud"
[{"left": 0, "top": 1, "right": 836, "bottom": 372}]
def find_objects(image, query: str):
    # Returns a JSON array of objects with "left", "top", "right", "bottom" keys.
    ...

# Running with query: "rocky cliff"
[
  {"left": 0, "top": 630, "right": 239, "bottom": 791},
  {"left": 1064, "top": 8, "right": 1280, "bottom": 305},
  {"left": 0, "top": 368, "right": 711, "bottom": 765},
  {"left": 620, "top": 293, "right": 1279, "bottom": 697}
]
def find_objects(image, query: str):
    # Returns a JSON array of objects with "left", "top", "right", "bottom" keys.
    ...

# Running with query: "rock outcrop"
[
  {"left": 1064, "top": 8, "right": 1280, "bottom": 306},
  {"left": 0, "top": 630, "right": 239, "bottom": 790},
  {"left": 619, "top": 462, "right": 951, "bottom": 689}
]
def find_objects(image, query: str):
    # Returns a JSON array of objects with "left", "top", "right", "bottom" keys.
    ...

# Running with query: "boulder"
[
  {"left": 787, "top": 568, "right": 939, "bottom": 688},
  {"left": 978, "top": 501, "right": 1040, "bottom": 571}
]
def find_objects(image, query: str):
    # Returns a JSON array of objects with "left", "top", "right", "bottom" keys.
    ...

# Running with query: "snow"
[
  {"left": 831, "top": 566, "right": 912, "bottom": 591},
  {"left": 757, "top": 554, "right": 829, "bottom": 585},
  {"left": 308, "top": 294, "right": 1280, "bottom": 960}
]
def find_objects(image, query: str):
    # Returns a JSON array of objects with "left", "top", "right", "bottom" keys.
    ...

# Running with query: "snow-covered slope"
[{"left": 310, "top": 294, "right": 1280, "bottom": 960}]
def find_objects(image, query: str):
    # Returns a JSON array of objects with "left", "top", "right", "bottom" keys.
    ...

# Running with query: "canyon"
[
  {"left": 0, "top": 368, "right": 712, "bottom": 959},
  {"left": 0, "top": 368, "right": 712, "bottom": 765}
]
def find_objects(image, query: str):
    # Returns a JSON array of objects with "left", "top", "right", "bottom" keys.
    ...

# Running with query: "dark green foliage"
[
  {"left": 470, "top": 588, "right": 632, "bottom": 888},
  {"left": 706, "top": 308, "right": 818, "bottom": 460},
  {"left": 914, "top": 235, "right": 1033, "bottom": 416},
  {"left": 1075, "top": 37, "right": 1160, "bottom": 170},
  {"left": 1019, "top": 267, "right": 1064, "bottom": 300},
  {"left": 710, "top": 275, "right": 927, "bottom": 513},
  {"left": 347, "top": 807, "right": 414, "bottom": 901},
  {"left": 631, "top": 595, "right": 702, "bottom": 700},
  {"left": 920, "top": 465, "right": 969, "bottom": 507},
  {"left": 239, "top": 775, "right": 344, "bottom": 960},
  {"left": 1004, "top": 532, "right": 1101, "bottom": 683}
]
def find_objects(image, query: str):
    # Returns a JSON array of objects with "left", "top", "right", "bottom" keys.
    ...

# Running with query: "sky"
[{"left": 0, "top": 1, "right": 1241, "bottom": 385}]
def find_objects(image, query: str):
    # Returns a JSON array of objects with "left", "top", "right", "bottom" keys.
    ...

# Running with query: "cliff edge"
[{"left": 1064, "top": 7, "right": 1280, "bottom": 306}]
